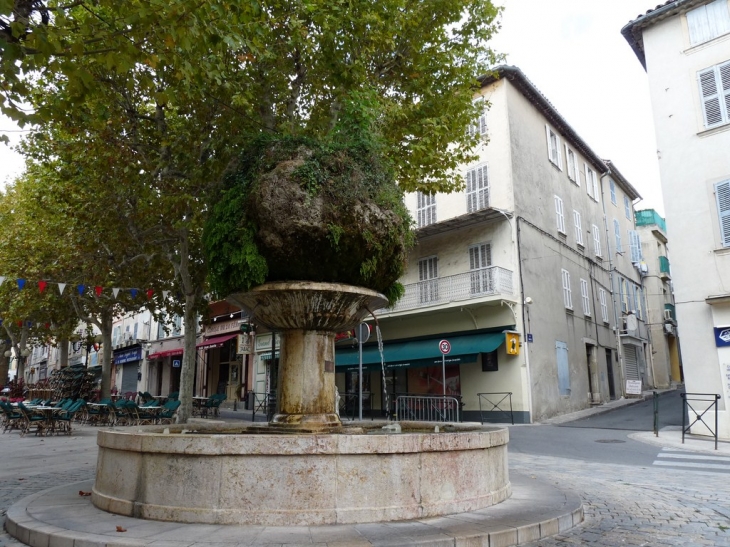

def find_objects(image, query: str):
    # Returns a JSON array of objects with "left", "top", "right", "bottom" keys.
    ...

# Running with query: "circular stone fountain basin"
[{"left": 92, "top": 421, "right": 510, "bottom": 526}]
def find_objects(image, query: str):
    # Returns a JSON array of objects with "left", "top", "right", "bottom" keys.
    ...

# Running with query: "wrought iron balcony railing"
[{"left": 379, "top": 266, "right": 514, "bottom": 315}]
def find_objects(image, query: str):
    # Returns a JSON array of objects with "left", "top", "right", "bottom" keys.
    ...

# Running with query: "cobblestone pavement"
[
  {"left": 513, "top": 452, "right": 730, "bottom": 546},
  {"left": 2, "top": 424, "right": 730, "bottom": 546}
]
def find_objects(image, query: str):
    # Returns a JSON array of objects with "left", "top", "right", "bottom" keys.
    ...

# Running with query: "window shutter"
[
  {"left": 716, "top": 180, "right": 730, "bottom": 247},
  {"left": 687, "top": 3, "right": 711, "bottom": 45},
  {"left": 573, "top": 210, "right": 583, "bottom": 245},
  {"left": 721, "top": 61, "right": 730, "bottom": 123},
  {"left": 592, "top": 225, "right": 601, "bottom": 257},
  {"left": 556, "top": 341, "right": 570, "bottom": 395},
  {"left": 629, "top": 230, "right": 642, "bottom": 263},
  {"left": 707, "top": 0, "right": 730, "bottom": 41},
  {"left": 614, "top": 219, "right": 621, "bottom": 251},
  {"left": 699, "top": 66, "right": 724, "bottom": 126},
  {"left": 546, "top": 125, "right": 552, "bottom": 162},
  {"left": 555, "top": 196, "right": 565, "bottom": 233}
]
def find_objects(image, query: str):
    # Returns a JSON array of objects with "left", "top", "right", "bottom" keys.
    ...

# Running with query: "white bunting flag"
[
  {"left": 162, "top": 291, "right": 169, "bottom": 299},
  {"left": 0, "top": 276, "right": 5, "bottom": 286},
  {"left": 58, "top": 283, "right": 66, "bottom": 295},
  {"left": 112, "top": 288, "right": 120, "bottom": 298}
]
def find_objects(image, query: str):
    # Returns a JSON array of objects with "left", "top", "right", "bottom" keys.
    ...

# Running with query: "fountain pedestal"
[{"left": 226, "top": 281, "right": 388, "bottom": 431}]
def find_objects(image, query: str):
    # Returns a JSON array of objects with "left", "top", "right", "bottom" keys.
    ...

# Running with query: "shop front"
[
  {"left": 146, "top": 340, "right": 184, "bottom": 397},
  {"left": 198, "top": 319, "right": 253, "bottom": 402},
  {"left": 335, "top": 330, "right": 508, "bottom": 421},
  {"left": 112, "top": 345, "right": 143, "bottom": 398}
]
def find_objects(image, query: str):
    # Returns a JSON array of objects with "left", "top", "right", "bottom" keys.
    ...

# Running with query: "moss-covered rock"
[{"left": 204, "top": 133, "right": 414, "bottom": 305}]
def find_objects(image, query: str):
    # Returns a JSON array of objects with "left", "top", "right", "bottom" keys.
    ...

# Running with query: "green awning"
[{"left": 335, "top": 332, "right": 505, "bottom": 372}]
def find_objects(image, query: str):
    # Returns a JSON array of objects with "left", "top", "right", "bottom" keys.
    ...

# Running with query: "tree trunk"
[
  {"left": 100, "top": 308, "right": 114, "bottom": 399},
  {"left": 0, "top": 352, "right": 9, "bottom": 386},
  {"left": 177, "top": 292, "right": 198, "bottom": 424}
]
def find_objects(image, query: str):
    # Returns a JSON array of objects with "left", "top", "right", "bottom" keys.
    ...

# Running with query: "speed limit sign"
[{"left": 439, "top": 339, "right": 451, "bottom": 355}]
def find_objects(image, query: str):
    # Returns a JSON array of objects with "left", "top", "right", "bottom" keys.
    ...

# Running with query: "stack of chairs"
[{"left": 0, "top": 401, "right": 22, "bottom": 433}]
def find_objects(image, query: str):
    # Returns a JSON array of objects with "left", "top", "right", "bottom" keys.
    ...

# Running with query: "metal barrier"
[
  {"left": 477, "top": 392, "right": 514, "bottom": 425},
  {"left": 339, "top": 392, "right": 372, "bottom": 421},
  {"left": 250, "top": 391, "right": 276, "bottom": 422},
  {"left": 681, "top": 392, "right": 720, "bottom": 450},
  {"left": 395, "top": 395, "right": 460, "bottom": 422}
]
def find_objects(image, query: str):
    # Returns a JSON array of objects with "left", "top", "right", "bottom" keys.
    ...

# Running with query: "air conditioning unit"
[{"left": 663, "top": 309, "right": 673, "bottom": 321}]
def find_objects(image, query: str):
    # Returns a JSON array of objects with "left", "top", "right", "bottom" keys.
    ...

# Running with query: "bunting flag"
[
  {"left": 25, "top": 321, "right": 32, "bottom": 328},
  {"left": 130, "top": 288, "right": 138, "bottom": 298},
  {"left": 17, "top": 279, "right": 25, "bottom": 290},
  {"left": 44, "top": 323, "right": 50, "bottom": 329},
  {"left": 77, "top": 284, "right": 85, "bottom": 295},
  {"left": 58, "top": 283, "right": 66, "bottom": 295},
  {"left": 38, "top": 281, "right": 47, "bottom": 293},
  {"left": 162, "top": 291, "right": 169, "bottom": 299},
  {"left": 16, "top": 321, "right": 21, "bottom": 327},
  {"left": 0, "top": 276, "right": 5, "bottom": 287},
  {"left": 0, "top": 319, "right": 3, "bottom": 327},
  {"left": 146, "top": 289, "right": 154, "bottom": 300},
  {"left": 112, "top": 288, "right": 120, "bottom": 298},
  {"left": 94, "top": 286, "right": 103, "bottom": 297}
]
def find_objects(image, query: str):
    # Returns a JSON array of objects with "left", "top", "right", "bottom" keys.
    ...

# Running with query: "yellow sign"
[{"left": 506, "top": 332, "right": 520, "bottom": 355}]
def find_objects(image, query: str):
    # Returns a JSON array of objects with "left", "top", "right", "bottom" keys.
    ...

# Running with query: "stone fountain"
[{"left": 91, "top": 281, "right": 511, "bottom": 526}]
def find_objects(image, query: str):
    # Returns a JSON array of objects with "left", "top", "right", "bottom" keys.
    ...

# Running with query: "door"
[
  {"left": 624, "top": 345, "right": 640, "bottom": 382},
  {"left": 605, "top": 349, "right": 616, "bottom": 400}
]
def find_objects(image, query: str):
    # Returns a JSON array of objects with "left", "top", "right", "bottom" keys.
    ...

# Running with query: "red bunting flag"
[
  {"left": 38, "top": 281, "right": 47, "bottom": 293},
  {"left": 95, "top": 286, "right": 103, "bottom": 297},
  {"left": 146, "top": 289, "right": 154, "bottom": 300}
]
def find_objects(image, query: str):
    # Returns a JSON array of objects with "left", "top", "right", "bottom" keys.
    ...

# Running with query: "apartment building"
[
  {"left": 623, "top": 0, "right": 730, "bottom": 437},
  {"left": 334, "top": 65, "right": 653, "bottom": 423}
]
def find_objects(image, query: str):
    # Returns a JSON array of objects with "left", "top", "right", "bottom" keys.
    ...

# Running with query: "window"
[
  {"left": 698, "top": 60, "right": 730, "bottom": 128},
  {"left": 565, "top": 146, "right": 579, "bottom": 184},
  {"left": 599, "top": 288, "right": 609, "bottom": 323},
  {"left": 619, "top": 277, "right": 629, "bottom": 313},
  {"left": 614, "top": 219, "right": 622, "bottom": 252},
  {"left": 624, "top": 195, "right": 631, "bottom": 219},
  {"left": 469, "top": 110, "right": 488, "bottom": 138},
  {"left": 469, "top": 243, "right": 492, "bottom": 294},
  {"left": 629, "top": 230, "right": 642, "bottom": 263},
  {"left": 466, "top": 164, "right": 489, "bottom": 212},
  {"left": 610, "top": 179, "right": 617, "bottom": 205},
  {"left": 417, "top": 191, "right": 436, "bottom": 228},
  {"left": 561, "top": 269, "right": 573, "bottom": 310},
  {"left": 584, "top": 165, "right": 599, "bottom": 202},
  {"left": 592, "top": 224, "right": 602, "bottom": 257},
  {"left": 418, "top": 256, "right": 439, "bottom": 303},
  {"left": 580, "top": 279, "right": 591, "bottom": 317},
  {"left": 556, "top": 341, "right": 570, "bottom": 396},
  {"left": 687, "top": 0, "right": 730, "bottom": 46},
  {"left": 133, "top": 323, "right": 139, "bottom": 339},
  {"left": 716, "top": 180, "right": 730, "bottom": 247},
  {"left": 634, "top": 285, "right": 643, "bottom": 320},
  {"left": 555, "top": 195, "right": 566, "bottom": 234},
  {"left": 112, "top": 326, "right": 121, "bottom": 347},
  {"left": 546, "top": 125, "right": 563, "bottom": 169},
  {"left": 172, "top": 314, "right": 182, "bottom": 336},
  {"left": 573, "top": 210, "right": 584, "bottom": 246}
]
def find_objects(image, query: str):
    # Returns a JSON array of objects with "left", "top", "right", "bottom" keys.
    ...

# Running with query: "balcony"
[
  {"left": 664, "top": 303, "right": 676, "bottom": 322},
  {"left": 659, "top": 256, "right": 671, "bottom": 279},
  {"left": 635, "top": 209, "right": 668, "bottom": 243},
  {"left": 378, "top": 267, "right": 515, "bottom": 315}
]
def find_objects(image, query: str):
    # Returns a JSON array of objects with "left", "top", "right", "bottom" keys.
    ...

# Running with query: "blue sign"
[
  {"left": 173, "top": 359, "right": 181, "bottom": 368},
  {"left": 527, "top": 333, "right": 534, "bottom": 343},
  {"left": 114, "top": 347, "right": 142, "bottom": 364},
  {"left": 715, "top": 327, "right": 730, "bottom": 347}
]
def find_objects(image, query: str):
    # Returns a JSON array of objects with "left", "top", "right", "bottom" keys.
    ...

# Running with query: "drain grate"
[{"left": 595, "top": 439, "right": 626, "bottom": 443}]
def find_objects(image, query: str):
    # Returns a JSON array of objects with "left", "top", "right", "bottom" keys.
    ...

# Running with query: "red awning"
[
  {"left": 196, "top": 333, "right": 238, "bottom": 350},
  {"left": 147, "top": 348, "right": 184, "bottom": 360}
]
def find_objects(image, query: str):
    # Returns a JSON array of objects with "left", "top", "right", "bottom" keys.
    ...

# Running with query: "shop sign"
[
  {"left": 714, "top": 327, "right": 730, "bottom": 347},
  {"left": 237, "top": 333, "right": 253, "bottom": 354},
  {"left": 255, "top": 333, "right": 281, "bottom": 353},
  {"left": 172, "top": 359, "right": 181, "bottom": 368},
  {"left": 114, "top": 347, "right": 142, "bottom": 364},
  {"left": 205, "top": 320, "right": 242, "bottom": 336},
  {"left": 626, "top": 380, "right": 642, "bottom": 395}
]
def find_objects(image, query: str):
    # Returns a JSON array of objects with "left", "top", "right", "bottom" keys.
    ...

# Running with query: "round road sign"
[{"left": 439, "top": 339, "right": 451, "bottom": 355}]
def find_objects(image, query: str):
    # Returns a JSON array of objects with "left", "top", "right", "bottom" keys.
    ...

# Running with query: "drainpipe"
[
  {"left": 516, "top": 217, "right": 533, "bottom": 423},
  {"left": 599, "top": 170, "right": 626, "bottom": 398}
]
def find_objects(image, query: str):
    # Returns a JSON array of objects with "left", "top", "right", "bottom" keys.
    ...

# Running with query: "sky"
[
  {"left": 490, "top": 0, "right": 664, "bottom": 214},
  {"left": 0, "top": 1, "right": 664, "bottom": 212}
]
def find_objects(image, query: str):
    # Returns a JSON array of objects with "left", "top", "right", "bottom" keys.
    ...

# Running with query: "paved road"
[{"left": 2, "top": 393, "right": 730, "bottom": 546}]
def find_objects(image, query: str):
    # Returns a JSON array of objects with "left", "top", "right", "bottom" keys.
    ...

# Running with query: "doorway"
[
  {"left": 585, "top": 345, "right": 594, "bottom": 403},
  {"left": 605, "top": 348, "right": 616, "bottom": 400}
]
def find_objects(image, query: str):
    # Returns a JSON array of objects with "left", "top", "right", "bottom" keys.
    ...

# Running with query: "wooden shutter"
[
  {"left": 573, "top": 210, "right": 583, "bottom": 245},
  {"left": 717, "top": 180, "right": 730, "bottom": 247},
  {"left": 629, "top": 230, "right": 642, "bottom": 263},
  {"left": 555, "top": 196, "right": 565, "bottom": 233},
  {"left": 699, "top": 66, "right": 724, "bottom": 127},
  {"left": 556, "top": 341, "right": 570, "bottom": 395}
]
